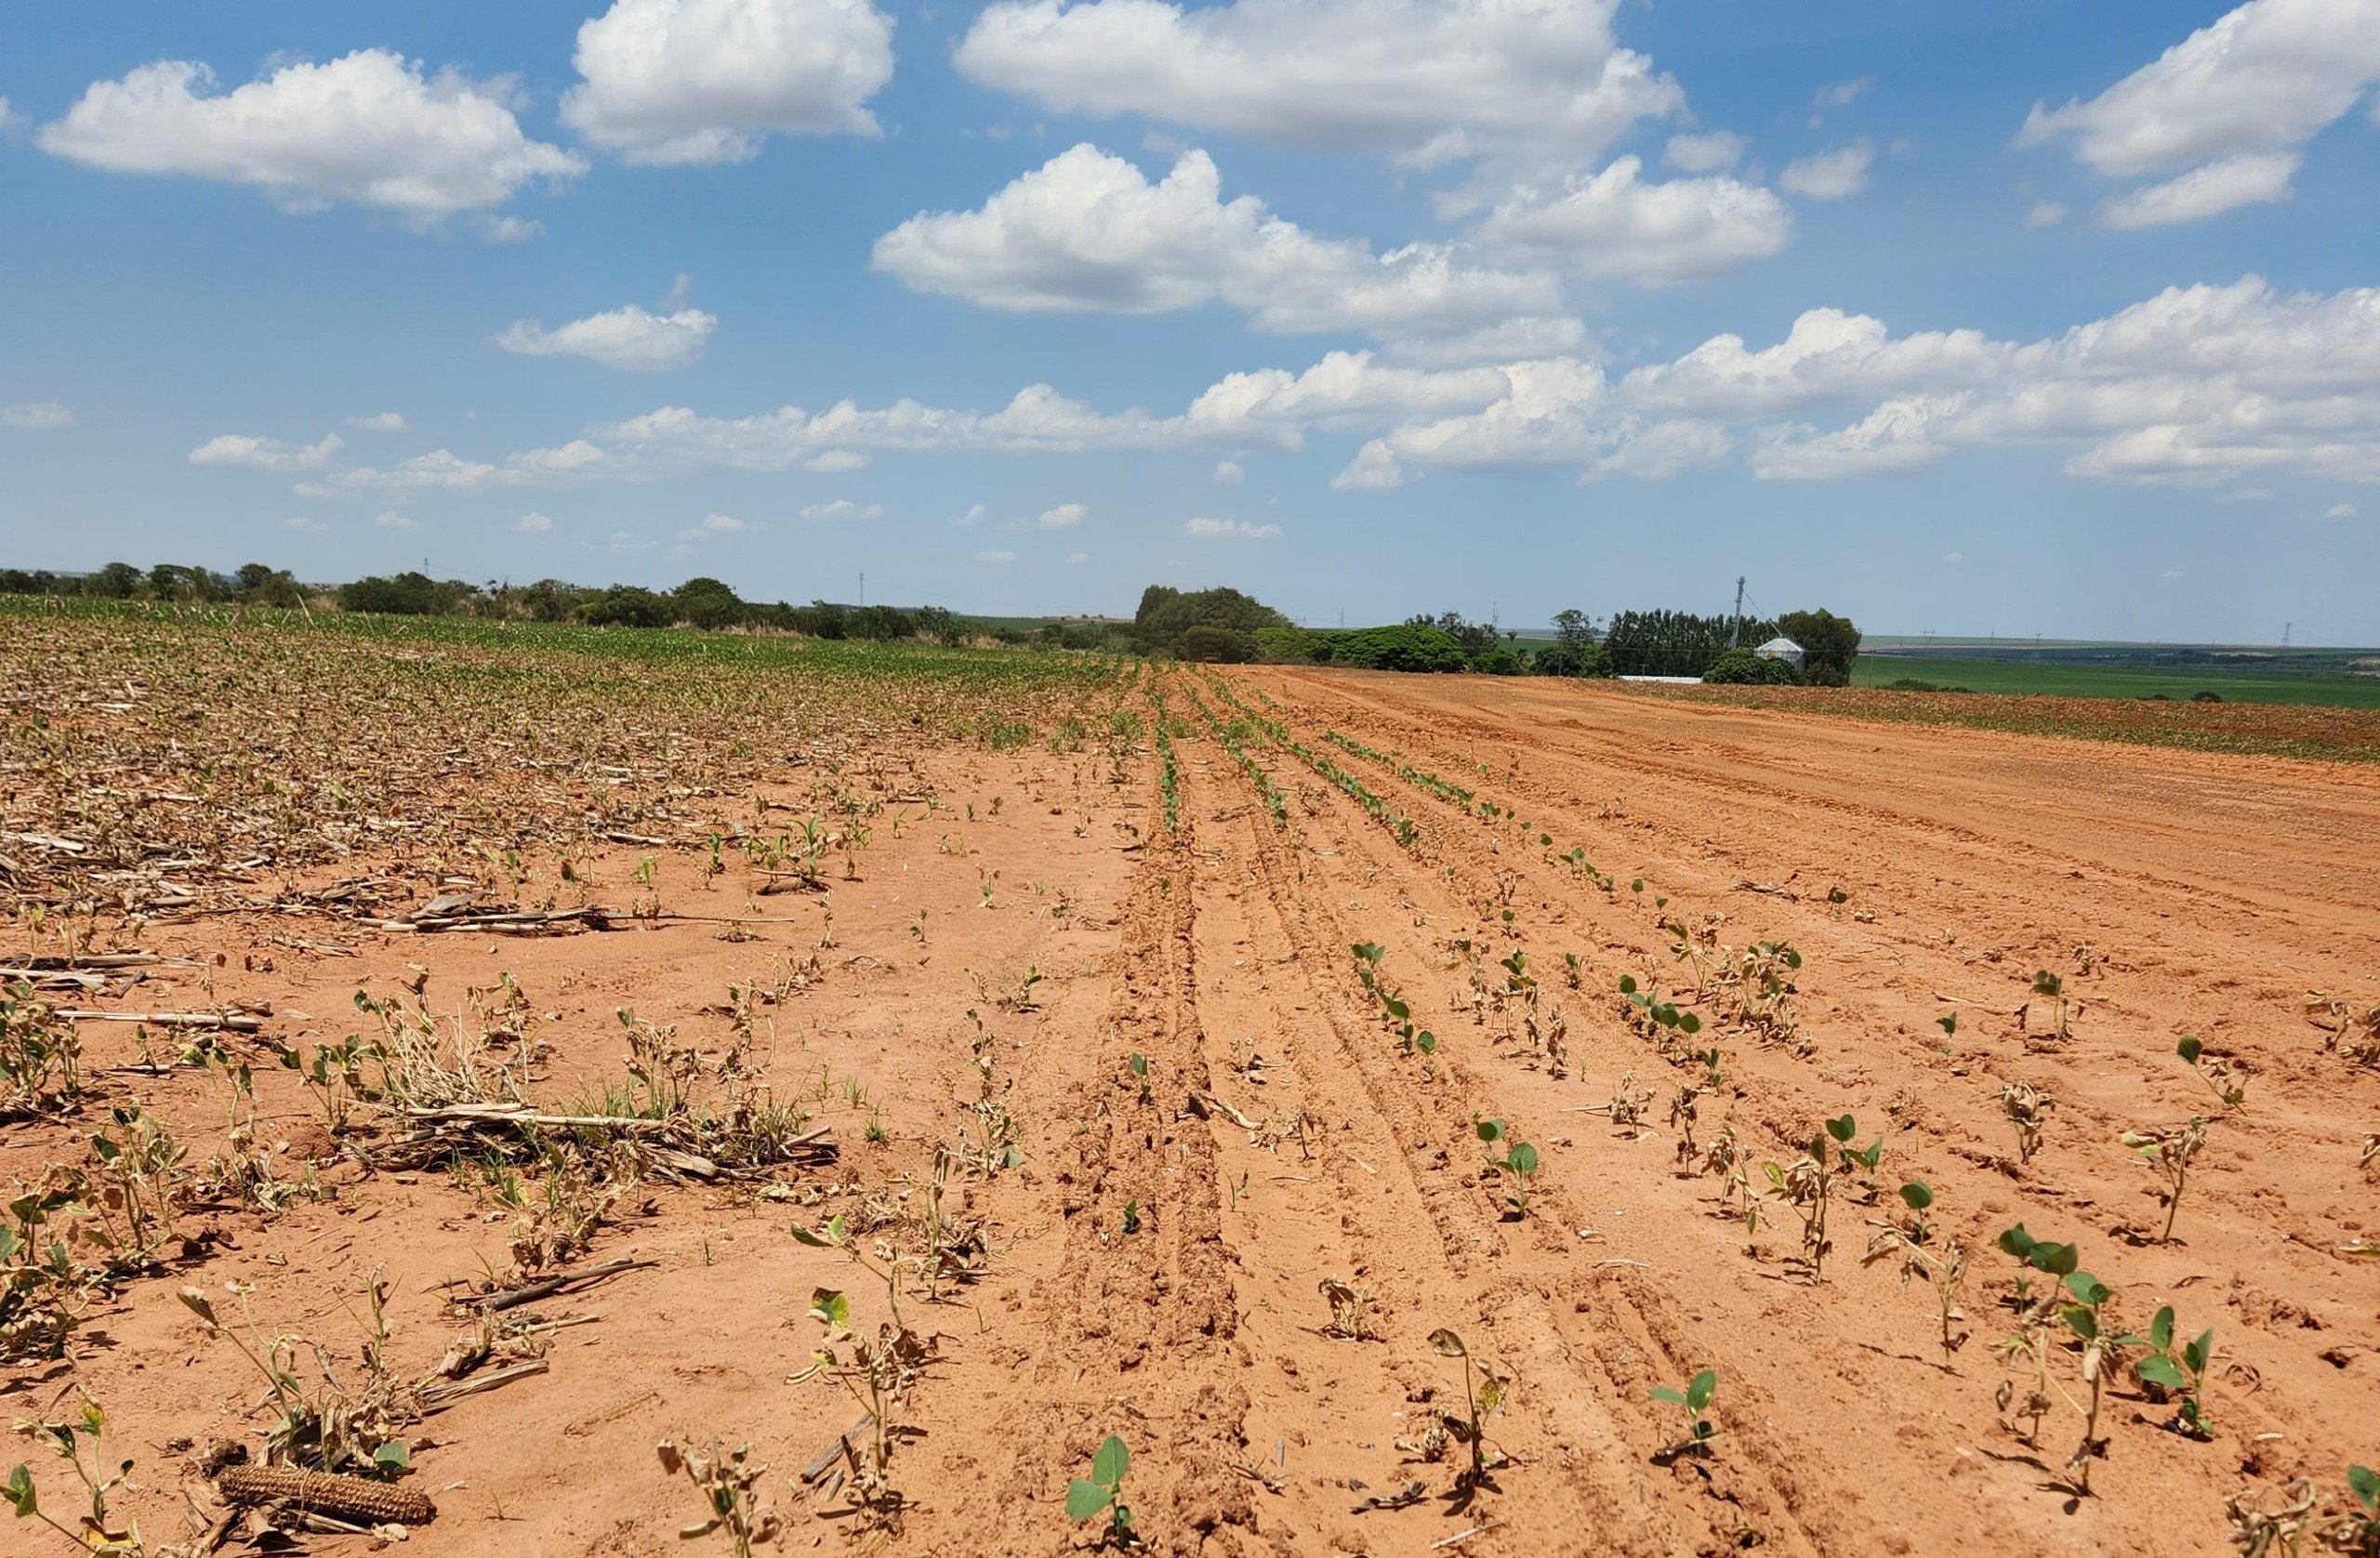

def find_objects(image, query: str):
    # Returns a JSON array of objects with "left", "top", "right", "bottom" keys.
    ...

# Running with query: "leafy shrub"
[
  {"left": 575, "top": 586, "right": 674, "bottom": 628},
  {"left": 1533, "top": 640, "right": 1613, "bottom": 678},
  {"left": 1775, "top": 608, "right": 1861, "bottom": 685},
  {"left": 1253, "top": 626, "right": 1319, "bottom": 663},
  {"left": 1133, "top": 585, "right": 1289, "bottom": 655},
  {"left": 1703, "top": 648, "right": 1802, "bottom": 685},
  {"left": 1175, "top": 625, "right": 1256, "bottom": 663},
  {"left": 1327, "top": 624, "right": 1469, "bottom": 673},
  {"left": 673, "top": 576, "right": 747, "bottom": 630}
]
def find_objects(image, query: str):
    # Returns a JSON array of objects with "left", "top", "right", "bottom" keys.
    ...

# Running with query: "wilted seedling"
[
  {"left": 1998, "top": 1080, "right": 2052, "bottom": 1168},
  {"left": 1701, "top": 1126, "right": 1763, "bottom": 1235},
  {"left": 1992, "top": 1225, "right": 2128, "bottom": 1492},
  {"left": 0, "top": 984, "right": 83, "bottom": 1116},
  {"left": 1865, "top": 1187, "right": 1967, "bottom": 1368},
  {"left": 1426, "top": 1327, "right": 1506, "bottom": 1492},
  {"left": 1765, "top": 1116, "right": 1856, "bottom": 1281},
  {"left": 1065, "top": 1434, "right": 1132, "bottom": 1547},
  {"left": 2134, "top": 1305, "right": 2216, "bottom": 1438},
  {"left": 2175, "top": 1036, "right": 2247, "bottom": 1112},
  {"left": 2121, "top": 1116, "right": 2207, "bottom": 1244},
  {"left": 1316, "top": 1275, "right": 1378, "bottom": 1341},
  {"left": 1649, "top": 1367, "right": 1717, "bottom": 1459},
  {"left": 657, "top": 1437, "right": 782, "bottom": 1557},
  {"left": 6, "top": 1394, "right": 145, "bottom": 1556},
  {"left": 1606, "top": 1072, "right": 1653, "bottom": 1139}
]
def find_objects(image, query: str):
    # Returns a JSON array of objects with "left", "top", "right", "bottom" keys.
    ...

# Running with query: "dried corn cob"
[{"left": 218, "top": 1465, "right": 436, "bottom": 1525}]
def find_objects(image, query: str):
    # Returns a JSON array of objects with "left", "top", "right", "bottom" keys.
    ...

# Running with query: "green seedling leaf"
[
  {"left": 2348, "top": 1464, "right": 2377, "bottom": 1512},
  {"left": 1650, "top": 1387, "right": 1686, "bottom": 1406},
  {"left": 1066, "top": 1480, "right": 1113, "bottom": 1520},
  {"left": 1128, "top": 1053, "right": 1148, "bottom": 1078},
  {"left": 2135, "top": 1355, "right": 2188, "bottom": 1391},
  {"left": 2176, "top": 1036, "right": 2203, "bottom": 1064},
  {"left": 2149, "top": 1305, "right": 2175, "bottom": 1352},
  {"left": 1505, "top": 1142, "right": 1540, "bottom": 1175},
  {"left": 2184, "top": 1329, "right": 2215, "bottom": 1374},
  {"left": 1091, "top": 1434, "right": 1129, "bottom": 1485},
  {"left": 808, "top": 1287, "right": 850, "bottom": 1329},
  {"left": 6, "top": 1462, "right": 35, "bottom": 1518},
  {"left": 1936, "top": 1012, "right": 1958, "bottom": 1036},
  {"left": 1826, "top": 1115, "right": 1857, "bottom": 1144},
  {"left": 1998, "top": 1224, "right": 2037, "bottom": 1260},
  {"left": 1618, "top": 975, "right": 1638, "bottom": 995},
  {"left": 1415, "top": 1031, "right": 1436, "bottom": 1055},
  {"left": 2064, "top": 1272, "right": 2110, "bottom": 1306},
  {"left": 1474, "top": 1118, "right": 1505, "bottom": 1143},
  {"left": 1678, "top": 1012, "right": 1702, "bottom": 1035},
  {"left": 1899, "top": 1182, "right": 1934, "bottom": 1211},
  {"left": 2061, "top": 1305, "right": 2098, "bottom": 1341},
  {"left": 373, "top": 1441, "right": 411, "bottom": 1472},
  {"left": 1686, "top": 1368, "right": 1716, "bottom": 1412}
]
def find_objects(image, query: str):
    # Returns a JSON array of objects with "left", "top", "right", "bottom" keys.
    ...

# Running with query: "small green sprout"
[
  {"left": 1649, "top": 1367, "right": 1717, "bottom": 1459},
  {"left": 1065, "top": 1434, "right": 1132, "bottom": 1545},
  {"left": 2134, "top": 1305, "right": 2216, "bottom": 1438}
]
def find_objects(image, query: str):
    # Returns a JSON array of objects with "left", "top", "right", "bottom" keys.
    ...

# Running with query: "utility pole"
[{"left": 1733, "top": 575, "right": 1746, "bottom": 644}]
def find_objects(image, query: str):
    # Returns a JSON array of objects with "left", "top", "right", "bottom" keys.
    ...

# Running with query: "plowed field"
[{"left": 5, "top": 617, "right": 2375, "bottom": 1556}]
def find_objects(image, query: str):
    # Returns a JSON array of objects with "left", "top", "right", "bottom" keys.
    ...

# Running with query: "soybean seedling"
[
  {"left": 1865, "top": 1185, "right": 1968, "bottom": 1368},
  {"left": 2175, "top": 1036, "right": 2247, "bottom": 1112},
  {"left": 1998, "top": 1081, "right": 2052, "bottom": 1168},
  {"left": 656, "top": 1438, "right": 782, "bottom": 1558},
  {"left": 2121, "top": 1116, "right": 2207, "bottom": 1244},
  {"left": 2030, "top": 970, "right": 2070, "bottom": 1040},
  {"left": 1128, "top": 1053, "right": 1150, "bottom": 1104},
  {"left": 1993, "top": 1225, "right": 2130, "bottom": 1494},
  {"left": 1426, "top": 1328, "right": 1506, "bottom": 1494},
  {"left": 1766, "top": 1116, "right": 1856, "bottom": 1281},
  {"left": 1065, "top": 1435, "right": 1132, "bottom": 1547},
  {"left": 2134, "top": 1305, "right": 2216, "bottom": 1439},
  {"left": 1649, "top": 1367, "right": 1718, "bottom": 1460}
]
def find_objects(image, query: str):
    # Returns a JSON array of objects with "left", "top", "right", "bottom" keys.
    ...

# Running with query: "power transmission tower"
[
  {"left": 2281, "top": 621, "right": 2292, "bottom": 648},
  {"left": 1733, "top": 574, "right": 1746, "bottom": 644}
]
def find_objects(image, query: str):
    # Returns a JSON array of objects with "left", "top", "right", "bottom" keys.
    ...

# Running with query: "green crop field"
[{"left": 1853, "top": 654, "right": 2380, "bottom": 708}]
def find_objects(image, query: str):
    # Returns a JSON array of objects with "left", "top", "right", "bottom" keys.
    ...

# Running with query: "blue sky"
[{"left": 4, "top": 0, "right": 2377, "bottom": 641}]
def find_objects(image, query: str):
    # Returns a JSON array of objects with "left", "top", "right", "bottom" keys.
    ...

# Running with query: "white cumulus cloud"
[
  {"left": 515, "top": 511, "right": 556, "bottom": 532},
  {"left": 2098, "top": 152, "right": 2297, "bottom": 228},
  {"left": 1474, "top": 155, "right": 1792, "bottom": 283},
  {"left": 873, "top": 144, "right": 1562, "bottom": 343},
  {"left": 39, "top": 50, "right": 583, "bottom": 226},
  {"left": 562, "top": 0, "right": 896, "bottom": 165},
  {"left": 496, "top": 304, "right": 718, "bottom": 370},
  {"left": 3, "top": 402, "right": 74, "bottom": 429},
  {"left": 1780, "top": 139, "right": 1872, "bottom": 200},
  {"left": 189, "top": 432, "right": 344, "bottom": 470},
  {"left": 799, "top": 499, "right": 882, "bottom": 520},
  {"left": 2016, "top": 0, "right": 2380, "bottom": 222},
  {"left": 955, "top": 0, "right": 1684, "bottom": 177},
  {"left": 1035, "top": 502, "right": 1088, "bottom": 527},
  {"left": 1183, "top": 516, "right": 1280, "bottom": 538},
  {"left": 347, "top": 411, "right": 407, "bottom": 431}
]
